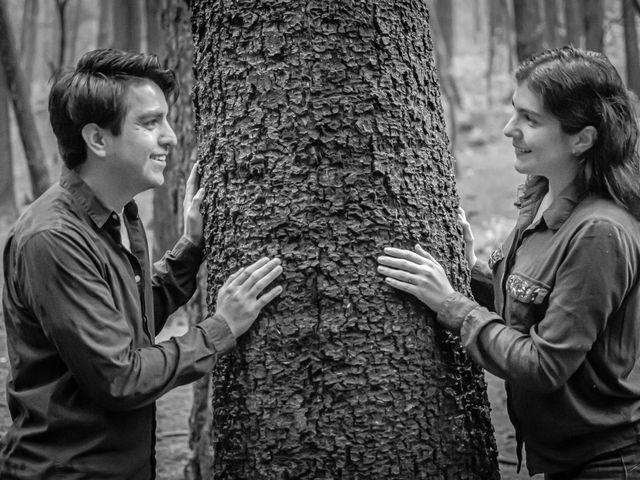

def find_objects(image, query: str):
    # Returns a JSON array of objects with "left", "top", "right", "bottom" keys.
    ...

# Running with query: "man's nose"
[{"left": 160, "top": 120, "right": 177, "bottom": 147}]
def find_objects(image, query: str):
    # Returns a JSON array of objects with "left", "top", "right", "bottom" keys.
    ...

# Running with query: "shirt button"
[
  {"left": 134, "top": 275, "right": 141, "bottom": 283},
  {"left": 112, "top": 213, "right": 118, "bottom": 220}
]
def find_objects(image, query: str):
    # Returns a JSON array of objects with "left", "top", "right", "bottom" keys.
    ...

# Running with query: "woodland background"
[{"left": 0, "top": 0, "right": 638, "bottom": 479}]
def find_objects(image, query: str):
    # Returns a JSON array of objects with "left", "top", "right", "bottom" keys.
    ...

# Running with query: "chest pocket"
[{"left": 505, "top": 272, "right": 551, "bottom": 331}]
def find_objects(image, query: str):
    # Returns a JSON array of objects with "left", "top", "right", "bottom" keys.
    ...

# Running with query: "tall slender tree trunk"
[
  {"left": 543, "top": 0, "right": 560, "bottom": 47},
  {"left": 192, "top": 1, "right": 499, "bottom": 478},
  {"left": 97, "top": 0, "right": 114, "bottom": 48},
  {"left": 19, "top": 0, "right": 38, "bottom": 100},
  {"left": 584, "top": 0, "right": 605, "bottom": 52},
  {"left": 0, "top": 0, "right": 50, "bottom": 199},
  {"left": 0, "top": 65, "right": 17, "bottom": 221},
  {"left": 113, "top": 0, "right": 143, "bottom": 51},
  {"left": 564, "top": 0, "right": 584, "bottom": 47},
  {"left": 623, "top": 0, "right": 640, "bottom": 96},
  {"left": 513, "top": 0, "right": 545, "bottom": 62}
]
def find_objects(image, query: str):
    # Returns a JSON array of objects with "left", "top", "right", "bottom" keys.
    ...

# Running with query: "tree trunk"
[
  {"left": 564, "top": 0, "right": 584, "bottom": 47},
  {"left": 191, "top": 1, "right": 499, "bottom": 478},
  {"left": 97, "top": 0, "right": 114, "bottom": 48},
  {"left": 113, "top": 0, "right": 143, "bottom": 51},
  {"left": 513, "top": 0, "right": 545, "bottom": 62},
  {"left": 543, "top": 0, "right": 560, "bottom": 47},
  {"left": 54, "top": 0, "right": 69, "bottom": 74},
  {"left": 584, "top": 0, "right": 604, "bottom": 52},
  {"left": 146, "top": 0, "right": 166, "bottom": 57},
  {"left": 19, "top": 0, "right": 38, "bottom": 100},
  {"left": 0, "top": 0, "right": 50, "bottom": 199},
  {"left": 0, "top": 63, "right": 17, "bottom": 221},
  {"left": 623, "top": 0, "right": 640, "bottom": 96}
]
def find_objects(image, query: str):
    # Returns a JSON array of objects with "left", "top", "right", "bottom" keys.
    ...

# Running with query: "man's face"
[{"left": 103, "top": 81, "right": 177, "bottom": 194}]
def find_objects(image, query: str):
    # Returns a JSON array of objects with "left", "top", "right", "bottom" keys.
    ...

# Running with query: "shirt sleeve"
[
  {"left": 151, "top": 236, "right": 204, "bottom": 332},
  {"left": 441, "top": 219, "right": 634, "bottom": 393},
  {"left": 20, "top": 229, "right": 235, "bottom": 411}
]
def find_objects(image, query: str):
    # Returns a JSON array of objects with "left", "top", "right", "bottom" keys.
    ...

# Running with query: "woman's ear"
[
  {"left": 81, "top": 123, "right": 108, "bottom": 158},
  {"left": 572, "top": 125, "right": 597, "bottom": 157}
]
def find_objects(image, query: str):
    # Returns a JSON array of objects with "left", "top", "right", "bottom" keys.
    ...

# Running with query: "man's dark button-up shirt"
[
  {"left": 1, "top": 168, "right": 235, "bottom": 479},
  {"left": 439, "top": 176, "right": 640, "bottom": 475}
]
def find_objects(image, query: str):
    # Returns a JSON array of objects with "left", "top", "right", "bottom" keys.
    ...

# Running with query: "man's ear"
[
  {"left": 572, "top": 125, "right": 598, "bottom": 157},
  {"left": 81, "top": 123, "right": 108, "bottom": 158}
]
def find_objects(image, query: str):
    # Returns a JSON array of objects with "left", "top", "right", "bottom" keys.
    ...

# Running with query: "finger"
[
  {"left": 250, "top": 264, "right": 283, "bottom": 296},
  {"left": 384, "top": 277, "right": 420, "bottom": 297},
  {"left": 185, "top": 162, "right": 201, "bottom": 200},
  {"left": 377, "top": 256, "right": 424, "bottom": 274},
  {"left": 256, "top": 285, "right": 284, "bottom": 309},
  {"left": 231, "top": 257, "right": 271, "bottom": 288},
  {"left": 243, "top": 258, "right": 282, "bottom": 291},
  {"left": 190, "top": 187, "right": 205, "bottom": 206},
  {"left": 224, "top": 267, "right": 245, "bottom": 286},
  {"left": 383, "top": 247, "right": 427, "bottom": 265},
  {"left": 415, "top": 244, "right": 437, "bottom": 262},
  {"left": 377, "top": 266, "right": 419, "bottom": 285}
]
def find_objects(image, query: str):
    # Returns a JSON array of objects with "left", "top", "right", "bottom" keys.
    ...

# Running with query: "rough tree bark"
[
  {"left": 623, "top": 0, "right": 640, "bottom": 96},
  {"left": 191, "top": 1, "right": 499, "bottom": 478},
  {"left": 513, "top": 0, "right": 545, "bottom": 62},
  {"left": 0, "top": 0, "right": 50, "bottom": 199}
]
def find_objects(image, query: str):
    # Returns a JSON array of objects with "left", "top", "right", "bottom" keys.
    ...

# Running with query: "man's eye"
[{"left": 145, "top": 119, "right": 158, "bottom": 128}]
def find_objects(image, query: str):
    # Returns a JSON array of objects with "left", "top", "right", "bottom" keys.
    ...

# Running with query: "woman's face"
[{"left": 503, "top": 82, "right": 579, "bottom": 182}]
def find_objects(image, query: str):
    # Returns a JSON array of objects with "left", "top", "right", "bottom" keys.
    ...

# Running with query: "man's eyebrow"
[{"left": 137, "top": 110, "right": 165, "bottom": 120}]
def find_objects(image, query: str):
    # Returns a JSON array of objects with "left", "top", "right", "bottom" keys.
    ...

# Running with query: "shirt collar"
[
  {"left": 516, "top": 175, "right": 586, "bottom": 231},
  {"left": 542, "top": 181, "right": 585, "bottom": 230},
  {"left": 59, "top": 167, "right": 138, "bottom": 229}
]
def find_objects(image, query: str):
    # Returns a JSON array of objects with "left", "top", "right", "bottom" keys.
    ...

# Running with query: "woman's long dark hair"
[{"left": 515, "top": 46, "right": 640, "bottom": 219}]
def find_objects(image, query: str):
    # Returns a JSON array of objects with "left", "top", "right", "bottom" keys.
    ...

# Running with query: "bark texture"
[{"left": 191, "top": 1, "right": 499, "bottom": 478}]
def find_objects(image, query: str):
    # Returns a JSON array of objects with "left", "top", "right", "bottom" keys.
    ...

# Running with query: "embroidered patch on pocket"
[
  {"left": 488, "top": 247, "right": 504, "bottom": 269},
  {"left": 506, "top": 274, "right": 549, "bottom": 305}
]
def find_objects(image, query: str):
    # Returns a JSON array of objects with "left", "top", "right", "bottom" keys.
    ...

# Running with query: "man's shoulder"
[{"left": 9, "top": 184, "right": 92, "bottom": 247}]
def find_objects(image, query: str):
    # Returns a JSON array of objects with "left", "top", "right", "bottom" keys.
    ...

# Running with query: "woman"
[{"left": 377, "top": 46, "right": 640, "bottom": 479}]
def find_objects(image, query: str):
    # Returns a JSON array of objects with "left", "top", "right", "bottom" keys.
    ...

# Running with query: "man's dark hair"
[{"left": 49, "top": 49, "right": 178, "bottom": 169}]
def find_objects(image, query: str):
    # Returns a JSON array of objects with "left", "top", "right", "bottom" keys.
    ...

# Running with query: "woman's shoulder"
[{"left": 568, "top": 196, "right": 640, "bottom": 243}]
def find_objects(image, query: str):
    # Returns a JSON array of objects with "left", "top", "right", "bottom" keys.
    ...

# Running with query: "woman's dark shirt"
[{"left": 439, "top": 176, "right": 640, "bottom": 475}]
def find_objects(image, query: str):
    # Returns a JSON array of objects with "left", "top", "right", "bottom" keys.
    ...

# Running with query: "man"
[{"left": 0, "top": 49, "right": 283, "bottom": 479}]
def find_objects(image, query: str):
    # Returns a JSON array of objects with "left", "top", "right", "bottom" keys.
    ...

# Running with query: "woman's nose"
[{"left": 503, "top": 116, "right": 516, "bottom": 138}]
